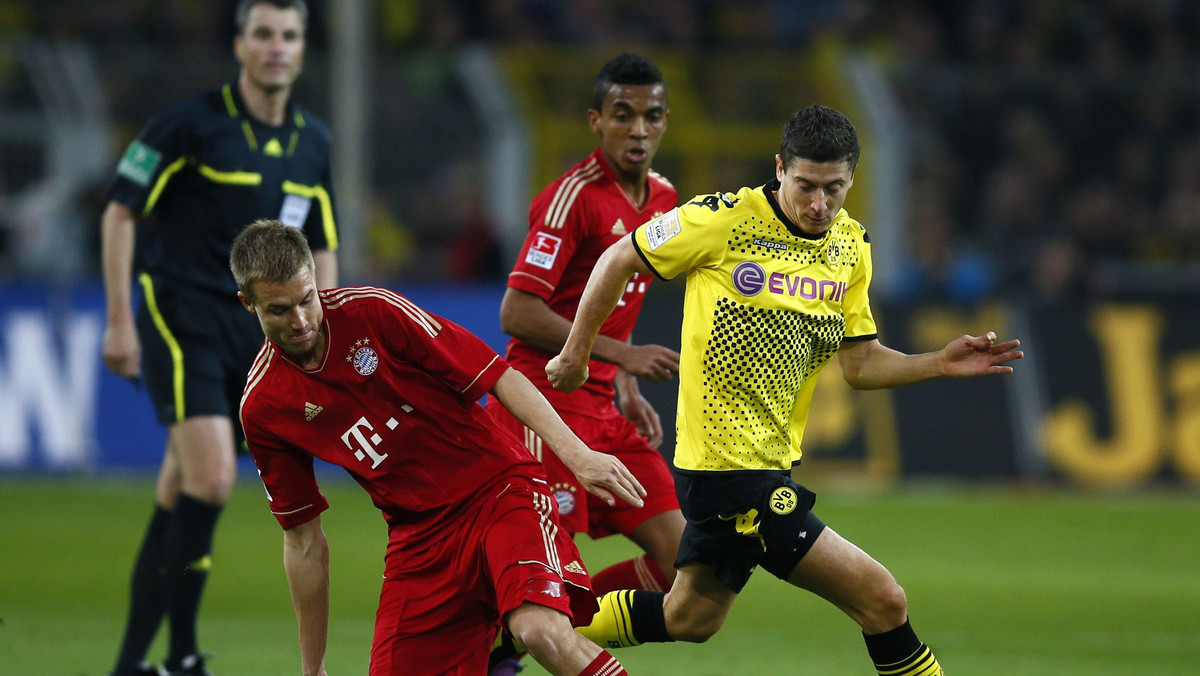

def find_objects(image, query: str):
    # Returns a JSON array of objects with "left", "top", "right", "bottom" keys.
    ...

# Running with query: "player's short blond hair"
[{"left": 230, "top": 219, "right": 315, "bottom": 301}]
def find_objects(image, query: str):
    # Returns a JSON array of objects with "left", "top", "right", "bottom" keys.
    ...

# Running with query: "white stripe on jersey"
[
  {"left": 545, "top": 158, "right": 602, "bottom": 230},
  {"left": 460, "top": 355, "right": 501, "bottom": 395},
  {"left": 648, "top": 168, "right": 674, "bottom": 189},
  {"left": 324, "top": 286, "right": 442, "bottom": 338},
  {"left": 239, "top": 344, "right": 275, "bottom": 430}
]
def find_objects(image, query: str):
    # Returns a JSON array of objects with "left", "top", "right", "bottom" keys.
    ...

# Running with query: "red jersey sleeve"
[
  {"left": 242, "top": 405, "right": 330, "bottom": 530},
  {"left": 506, "top": 182, "right": 592, "bottom": 300},
  {"left": 371, "top": 290, "right": 511, "bottom": 402}
]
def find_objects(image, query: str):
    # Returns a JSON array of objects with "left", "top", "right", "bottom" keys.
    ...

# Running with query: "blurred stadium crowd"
[{"left": 1, "top": 0, "right": 1198, "bottom": 300}]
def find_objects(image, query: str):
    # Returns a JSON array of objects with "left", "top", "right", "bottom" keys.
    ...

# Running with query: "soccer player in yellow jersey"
[{"left": 547, "top": 104, "right": 1023, "bottom": 676}]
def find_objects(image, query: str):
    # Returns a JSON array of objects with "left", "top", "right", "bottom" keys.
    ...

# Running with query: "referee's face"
[
  {"left": 242, "top": 267, "right": 325, "bottom": 367},
  {"left": 235, "top": 4, "right": 306, "bottom": 94}
]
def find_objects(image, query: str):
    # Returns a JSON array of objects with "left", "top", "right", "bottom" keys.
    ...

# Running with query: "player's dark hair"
[
  {"left": 590, "top": 53, "right": 666, "bottom": 112},
  {"left": 780, "top": 104, "right": 860, "bottom": 173},
  {"left": 235, "top": 0, "right": 309, "bottom": 35},
  {"left": 231, "top": 219, "right": 316, "bottom": 300}
]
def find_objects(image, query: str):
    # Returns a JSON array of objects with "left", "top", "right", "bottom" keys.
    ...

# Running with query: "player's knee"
[
  {"left": 862, "top": 579, "right": 908, "bottom": 633},
  {"left": 664, "top": 608, "right": 725, "bottom": 643}
]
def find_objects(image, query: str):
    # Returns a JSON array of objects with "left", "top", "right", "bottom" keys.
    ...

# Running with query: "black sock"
[
  {"left": 628, "top": 591, "right": 671, "bottom": 644},
  {"left": 163, "top": 494, "right": 222, "bottom": 665},
  {"left": 114, "top": 506, "right": 171, "bottom": 671},
  {"left": 863, "top": 618, "right": 942, "bottom": 676}
]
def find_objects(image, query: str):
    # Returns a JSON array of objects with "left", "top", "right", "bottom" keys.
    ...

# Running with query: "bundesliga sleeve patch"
[
  {"left": 643, "top": 209, "right": 681, "bottom": 250},
  {"left": 115, "top": 139, "right": 162, "bottom": 187},
  {"left": 524, "top": 232, "right": 562, "bottom": 270}
]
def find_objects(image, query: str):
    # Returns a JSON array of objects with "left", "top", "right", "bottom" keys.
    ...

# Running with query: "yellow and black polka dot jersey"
[{"left": 632, "top": 180, "right": 877, "bottom": 473}]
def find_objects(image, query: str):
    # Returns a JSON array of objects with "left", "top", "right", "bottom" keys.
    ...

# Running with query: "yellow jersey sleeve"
[
  {"left": 841, "top": 219, "right": 877, "bottom": 340},
  {"left": 633, "top": 194, "right": 738, "bottom": 279}
]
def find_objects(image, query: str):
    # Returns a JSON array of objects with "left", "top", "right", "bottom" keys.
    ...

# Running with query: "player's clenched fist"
[{"left": 546, "top": 353, "right": 589, "bottom": 392}]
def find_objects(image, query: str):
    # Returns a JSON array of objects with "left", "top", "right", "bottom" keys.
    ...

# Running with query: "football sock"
[
  {"left": 863, "top": 618, "right": 944, "bottom": 676},
  {"left": 590, "top": 555, "right": 671, "bottom": 595},
  {"left": 576, "top": 590, "right": 671, "bottom": 649},
  {"left": 163, "top": 493, "right": 222, "bottom": 665},
  {"left": 114, "top": 505, "right": 171, "bottom": 671},
  {"left": 577, "top": 650, "right": 627, "bottom": 676}
]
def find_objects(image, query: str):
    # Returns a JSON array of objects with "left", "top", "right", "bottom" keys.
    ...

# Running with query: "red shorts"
[
  {"left": 369, "top": 474, "right": 596, "bottom": 676},
  {"left": 486, "top": 399, "right": 680, "bottom": 538}
]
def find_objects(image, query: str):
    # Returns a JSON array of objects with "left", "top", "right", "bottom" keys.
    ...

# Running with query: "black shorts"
[
  {"left": 673, "top": 469, "right": 826, "bottom": 593},
  {"left": 136, "top": 275, "right": 263, "bottom": 444}
]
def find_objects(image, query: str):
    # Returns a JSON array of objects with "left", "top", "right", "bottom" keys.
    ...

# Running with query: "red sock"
[
  {"left": 578, "top": 650, "right": 626, "bottom": 676},
  {"left": 591, "top": 554, "right": 670, "bottom": 595}
]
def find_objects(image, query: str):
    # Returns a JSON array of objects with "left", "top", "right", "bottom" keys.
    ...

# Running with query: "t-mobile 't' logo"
[{"left": 341, "top": 415, "right": 399, "bottom": 469}]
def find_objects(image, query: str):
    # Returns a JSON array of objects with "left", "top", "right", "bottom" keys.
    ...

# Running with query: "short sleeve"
[
  {"left": 841, "top": 235, "right": 878, "bottom": 340},
  {"left": 374, "top": 291, "right": 511, "bottom": 402},
  {"left": 632, "top": 200, "right": 722, "bottom": 280},
  {"left": 106, "top": 105, "right": 192, "bottom": 216},
  {"left": 301, "top": 140, "right": 339, "bottom": 252},
  {"left": 506, "top": 191, "right": 589, "bottom": 300},
  {"left": 243, "top": 412, "right": 330, "bottom": 530}
]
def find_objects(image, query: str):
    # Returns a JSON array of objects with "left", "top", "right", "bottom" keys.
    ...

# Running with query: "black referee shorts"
[
  {"left": 673, "top": 469, "right": 826, "bottom": 593},
  {"left": 135, "top": 275, "right": 263, "bottom": 445}
]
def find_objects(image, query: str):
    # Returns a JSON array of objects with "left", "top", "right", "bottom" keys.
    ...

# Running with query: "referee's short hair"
[
  {"left": 235, "top": 0, "right": 309, "bottom": 35},
  {"left": 231, "top": 219, "right": 315, "bottom": 301},
  {"left": 591, "top": 53, "right": 666, "bottom": 112}
]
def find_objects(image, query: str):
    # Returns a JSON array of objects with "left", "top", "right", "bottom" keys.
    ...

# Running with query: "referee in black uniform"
[{"left": 100, "top": 3, "right": 336, "bottom": 675}]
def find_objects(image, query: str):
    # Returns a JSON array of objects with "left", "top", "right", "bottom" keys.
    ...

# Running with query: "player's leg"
[
  {"left": 786, "top": 527, "right": 944, "bottom": 676},
  {"left": 506, "top": 603, "right": 627, "bottom": 676},
  {"left": 109, "top": 447, "right": 179, "bottom": 676},
  {"left": 160, "top": 415, "right": 235, "bottom": 675},
  {"left": 585, "top": 418, "right": 682, "bottom": 594},
  {"left": 578, "top": 561, "right": 735, "bottom": 648}
]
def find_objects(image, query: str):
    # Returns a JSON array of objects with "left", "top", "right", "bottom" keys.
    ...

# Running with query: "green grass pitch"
[{"left": 1, "top": 476, "right": 1197, "bottom": 675}]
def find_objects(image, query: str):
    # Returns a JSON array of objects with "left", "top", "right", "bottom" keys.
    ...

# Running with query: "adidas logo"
[
  {"left": 564, "top": 560, "right": 586, "bottom": 574},
  {"left": 611, "top": 219, "right": 627, "bottom": 235},
  {"left": 263, "top": 137, "right": 284, "bottom": 157},
  {"left": 304, "top": 402, "right": 323, "bottom": 421}
]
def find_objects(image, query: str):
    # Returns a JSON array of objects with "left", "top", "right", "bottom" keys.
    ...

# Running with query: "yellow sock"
[{"left": 576, "top": 591, "right": 642, "bottom": 649}]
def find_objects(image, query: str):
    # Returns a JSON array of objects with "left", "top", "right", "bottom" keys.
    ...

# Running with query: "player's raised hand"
[
  {"left": 546, "top": 352, "right": 589, "bottom": 392},
  {"left": 941, "top": 331, "right": 1023, "bottom": 377},
  {"left": 619, "top": 343, "right": 680, "bottom": 382},
  {"left": 568, "top": 449, "right": 646, "bottom": 508}
]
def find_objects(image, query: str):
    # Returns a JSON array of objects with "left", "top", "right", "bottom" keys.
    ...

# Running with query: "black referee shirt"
[{"left": 107, "top": 78, "right": 338, "bottom": 296}]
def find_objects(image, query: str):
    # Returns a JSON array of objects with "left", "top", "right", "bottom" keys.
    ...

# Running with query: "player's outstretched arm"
[
  {"left": 838, "top": 332, "right": 1023, "bottom": 390},
  {"left": 547, "top": 237, "right": 652, "bottom": 392},
  {"left": 284, "top": 516, "right": 331, "bottom": 676},
  {"left": 491, "top": 367, "right": 646, "bottom": 508}
]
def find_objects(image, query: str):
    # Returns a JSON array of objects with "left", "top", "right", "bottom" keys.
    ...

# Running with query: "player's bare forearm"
[
  {"left": 499, "top": 288, "right": 631, "bottom": 364},
  {"left": 838, "top": 333, "right": 1023, "bottom": 389},
  {"left": 548, "top": 238, "right": 650, "bottom": 391},
  {"left": 284, "top": 517, "right": 330, "bottom": 676},
  {"left": 491, "top": 368, "right": 646, "bottom": 507}
]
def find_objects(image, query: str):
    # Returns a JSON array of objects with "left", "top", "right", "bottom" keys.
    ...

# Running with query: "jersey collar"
[
  {"left": 763, "top": 178, "right": 829, "bottom": 242},
  {"left": 222, "top": 77, "right": 301, "bottom": 130},
  {"left": 592, "top": 147, "right": 659, "bottom": 212}
]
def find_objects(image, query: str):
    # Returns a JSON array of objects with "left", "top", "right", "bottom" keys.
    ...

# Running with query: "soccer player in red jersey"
[
  {"left": 488, "top": 54, "right": 685, "bottom": 612},
  {"left": 231, "top": 220, "right": 639, "bottom": 676}
]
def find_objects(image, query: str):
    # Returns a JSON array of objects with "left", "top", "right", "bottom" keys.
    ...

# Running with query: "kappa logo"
[
  {"left": 611, "top": 218, "right": 627, "bottom": 235},
  {"left": 304, "top": 402, "right": 323, "bottom": 421},
  {"left": 563, "top": 560, "right": 586, "bottom": 574},
  {"left": 346, "top": 337, "right": 379, "bottom": 376}
]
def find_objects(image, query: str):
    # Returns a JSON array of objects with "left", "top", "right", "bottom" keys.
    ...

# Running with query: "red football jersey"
[
  {"left": 505, "top": 148, "right": 678, "bottom": 417},
  {"left": 239, "top": 286, "right": 545, "bottom": 539}
]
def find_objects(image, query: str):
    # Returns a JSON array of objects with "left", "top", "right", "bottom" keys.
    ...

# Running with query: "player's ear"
[
  {"left": 587, "top": 108, "right": 601, "bottom": 133},
  {"left": 237, "top": 291, "right": 256, "bottom": 314}
]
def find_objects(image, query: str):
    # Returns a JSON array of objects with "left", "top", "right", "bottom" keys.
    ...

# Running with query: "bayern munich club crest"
[
  {"left": 731, "top": 261, "right": 766, "bottom": 296},
  {"left": 551, "top": 483, "right": 577, "bottom": 515},
  {"left": 346, "top": 338, "right": 379, "bottom": 376}
]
